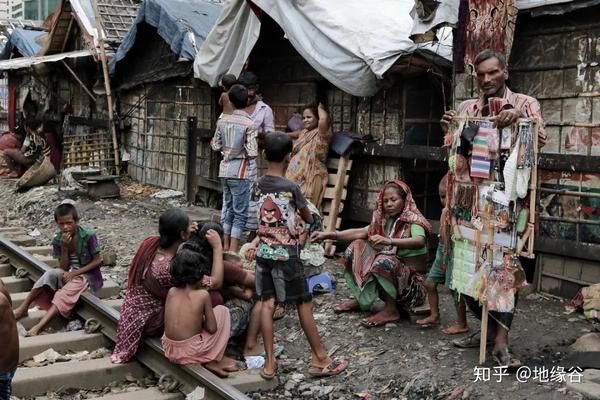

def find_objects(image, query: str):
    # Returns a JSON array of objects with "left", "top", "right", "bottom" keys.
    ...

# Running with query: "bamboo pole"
[
  {"left": 61, "top": 61, "right": 96, "bottom": 102},
  {"left": 92, "top": 0, "right": 120, "bottom": 174}
]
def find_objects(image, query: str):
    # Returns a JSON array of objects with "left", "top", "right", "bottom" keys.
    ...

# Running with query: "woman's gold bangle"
[{"left": 334, "top": 231, "right": 338, "bottom": 240}]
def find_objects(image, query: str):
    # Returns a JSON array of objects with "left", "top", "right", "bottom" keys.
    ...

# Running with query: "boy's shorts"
[
  {"left": 426, "top": 243, "right": 453, "bottom": 286},
  {"left": 256, "top": 256, "right": 312, "bottom": 304},
  {"left": 0, "top": 367, "right": 16, "bottom": 400}
]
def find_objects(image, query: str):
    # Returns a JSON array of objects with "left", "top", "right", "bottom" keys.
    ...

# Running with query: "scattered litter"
[
  {"left": 66, "top": 319, "right": 83, "bottom": 331},
  {"left": 186, "top": 386, "right": 205, "bottom": 400},
  {"left": 150, "top": 190, "right": 183, "bottom": 199},
  {"left": 244, "top": 356, "right": 265, "bottom": 369},
  {"left": 33, "top": 348, "right": 62, "bottom": 363},
  {"left": 28, "top": 228, "right": 41, "bottom": 237}
]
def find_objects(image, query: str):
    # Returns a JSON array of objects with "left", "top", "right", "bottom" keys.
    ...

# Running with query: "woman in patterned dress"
[
  {"left": 285, "top": 103, "right": 332, "bottom": 210},
  {"left": 111, "top": 209, "right": 197, "bottom": 363}
]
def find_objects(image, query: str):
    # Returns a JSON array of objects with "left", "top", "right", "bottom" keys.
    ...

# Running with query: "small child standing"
[
  {"left": 162, "top": 232, "right": 245, "bottom": 378},
  {"left": 247, "top": 132, "right": 348, "bottom": 380},
  {"left": 416, "top": 174, "right": 469, "bottom": 334},
  {"left": 211, "top": 84, "right": 258, "bottom": 253},
  {"left": 219, "top": 74, "right": 238, "bottom": 116},
  {"left": 13, "top": 203, "right": 103, "bottom": 335}
]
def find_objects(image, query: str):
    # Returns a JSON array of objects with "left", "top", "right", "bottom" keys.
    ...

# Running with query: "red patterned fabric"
[
  {"left": 463, "top": 0, "right": 518, "bottom": 73},
  {"left": 112, "top": 238, "right": 172, "bottom": 363},
  {"left": 368, "top": 179, "right": 432, "bottom": 239}
]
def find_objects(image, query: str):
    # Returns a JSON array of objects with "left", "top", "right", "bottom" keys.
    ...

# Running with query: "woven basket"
[{"left": 16, "top": 156, "right": 57, "bottom": 191}]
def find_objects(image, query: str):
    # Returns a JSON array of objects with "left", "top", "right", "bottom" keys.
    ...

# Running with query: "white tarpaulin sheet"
[
  {"left": 0, "top": 50, "right": 93, "bottom": 71},
  {"left": 194, "top": 0, "right": 454, "bottom": 97}
]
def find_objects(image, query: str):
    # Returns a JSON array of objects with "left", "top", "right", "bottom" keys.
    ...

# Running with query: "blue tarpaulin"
[
  {"left": 0, "top": 28, "right": 46, "bottom": 60},
  {"left": 111, "top": 0, "right": 222, "bottom": 73}
]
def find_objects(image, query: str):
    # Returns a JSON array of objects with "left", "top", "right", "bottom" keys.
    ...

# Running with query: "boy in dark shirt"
[{"left": 247, "top": 132, "right": 348, "bottom": 380}]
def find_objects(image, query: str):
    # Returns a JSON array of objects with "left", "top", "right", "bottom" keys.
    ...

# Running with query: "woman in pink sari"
[{"left": 285, "top": 103, "right": 332, "bottom": 209}]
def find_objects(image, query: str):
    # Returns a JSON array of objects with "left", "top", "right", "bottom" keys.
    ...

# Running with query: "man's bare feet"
[
  {"left": 13, "top": 306, "right": 28, "bottom": 320},
  {"left": 360, "top": 309, "right": 400, "bottom": 328},
  {"left": 416, "top": 314, "right": 440, "bottom": 326},
  {"left": 441, "top": 324, "right": 469, "bottom": 335},
  {"left": 334, "top": 299, "right": 360, "bottom": 314}
]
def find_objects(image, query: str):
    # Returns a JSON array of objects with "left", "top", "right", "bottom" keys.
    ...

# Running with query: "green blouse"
[{"left": 384, "top": 219, "right": 427, "bottom": 258}]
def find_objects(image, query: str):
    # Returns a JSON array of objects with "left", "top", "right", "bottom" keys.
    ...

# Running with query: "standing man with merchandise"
[{"left": 440, "top": 49, "right": 545, "bottom": 368}]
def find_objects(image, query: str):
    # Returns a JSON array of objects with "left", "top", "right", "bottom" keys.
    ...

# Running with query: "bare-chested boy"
[{"left": 1, "top": 279, "right": 19, "bottom": 399}]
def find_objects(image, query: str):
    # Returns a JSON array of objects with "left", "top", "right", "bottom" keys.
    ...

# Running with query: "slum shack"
[
  {"left": 112, "top": 0, "right": 222, "bottom": 196},
  {"left": 193, "top": 0, "right": 455, "bottom": 225},
  {"left": 0, "top": 0, "right": 138, "bottom": 173}
]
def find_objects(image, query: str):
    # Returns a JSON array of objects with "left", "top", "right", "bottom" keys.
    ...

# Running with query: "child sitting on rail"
[
  {"left": 13, "top": 203, "right": 103, "bottom": 336},
  {"left": 162, "top": 243, "right": 245, "bottom": 378}
]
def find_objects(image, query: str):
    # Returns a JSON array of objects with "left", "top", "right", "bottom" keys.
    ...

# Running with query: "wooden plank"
[
  {"left": 324, "top": 155, "right": 350, "bottom": 256},
  {"left": 327, "top": 173, "right": 349, "bottom": 187},
  {"left": 196, "top": 176, "right": 222, "bottom": 193},
  {"left": 538, "top": 154, "right": 600, "bottom": 173},
  {"left": 326, "top": 158, "right": 353, "bottom": 170},
  {"left": 535, "top": 237, "right": 599, "bottom": 262},
  {"left": 323, "top": 201, "right": 344, "bottom": 214},
  {"left": 323, "top": 187, "right": 347, "bottom": 201}
]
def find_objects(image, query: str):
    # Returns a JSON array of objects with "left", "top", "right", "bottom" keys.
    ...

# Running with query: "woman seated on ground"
[
  {"left": 285, "top": 103, "right": 332, "bottom": 210},
  {"left": 0, "top": 126, "right": 26, "bottom": 178},
  {"left": 111, "top": 209, "right": 198, "bottom": 363},
  {"left": 312, "top": 180, "right": 432, "bottom": 327},
  {"left": 2, "top": 120, "right": 45, "bottom": 178}
]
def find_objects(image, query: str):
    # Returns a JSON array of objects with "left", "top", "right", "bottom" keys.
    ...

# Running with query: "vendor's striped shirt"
[{"left": 457, "top": 87, "right": 547, "bottom": 147}]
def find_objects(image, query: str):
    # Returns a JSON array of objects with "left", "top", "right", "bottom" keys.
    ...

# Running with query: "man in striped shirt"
[
  {"left": 440, "top": 50, "right": 545, "bottom": 369},
  {"left": 211, "top": 84, "right": 258, "bottom": 253}
]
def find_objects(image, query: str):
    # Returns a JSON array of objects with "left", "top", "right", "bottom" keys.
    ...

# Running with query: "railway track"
[{"left": 0, "top": 228, "right": 274, "bottom": 400}]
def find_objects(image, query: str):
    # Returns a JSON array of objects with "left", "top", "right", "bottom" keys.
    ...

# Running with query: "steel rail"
[{"left": 0, "top": 235, "right": 249, "bottom": 400}]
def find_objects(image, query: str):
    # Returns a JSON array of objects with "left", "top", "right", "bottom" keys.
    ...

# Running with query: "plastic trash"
[{"left": 244, "top": 355, "right": 265, "bottom": 369}]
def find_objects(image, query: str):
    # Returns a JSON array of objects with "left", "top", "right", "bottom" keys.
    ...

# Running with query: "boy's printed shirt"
[
  {"left": 52, "top": 225, "right": 103, "bottom": 291},
  {"left": 252, "top": 175, "right": 308, "bottom": 261}
]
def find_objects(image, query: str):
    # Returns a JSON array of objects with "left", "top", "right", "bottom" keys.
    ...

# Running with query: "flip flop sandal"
[
  {"left": 493, "top": 348, "right": 522, "bottom": 369},
  {"left": 308, "top": 359, "right": 349, "bottom": 378},
  {"left": 260, "top": 365, "right": 277, "bottom": 380}
]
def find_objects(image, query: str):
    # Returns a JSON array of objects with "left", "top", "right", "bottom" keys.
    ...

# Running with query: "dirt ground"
[{"left": 0, "top": 178, "right": 597, "bottom": 400}]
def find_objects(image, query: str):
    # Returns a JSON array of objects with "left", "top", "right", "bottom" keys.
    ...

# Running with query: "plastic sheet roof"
[
  {"left": 111, "top": 0, "right": 222, "bottom": 72},
  {"left": 0, "top": 28, "right": 46, "bottom": 59}
]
